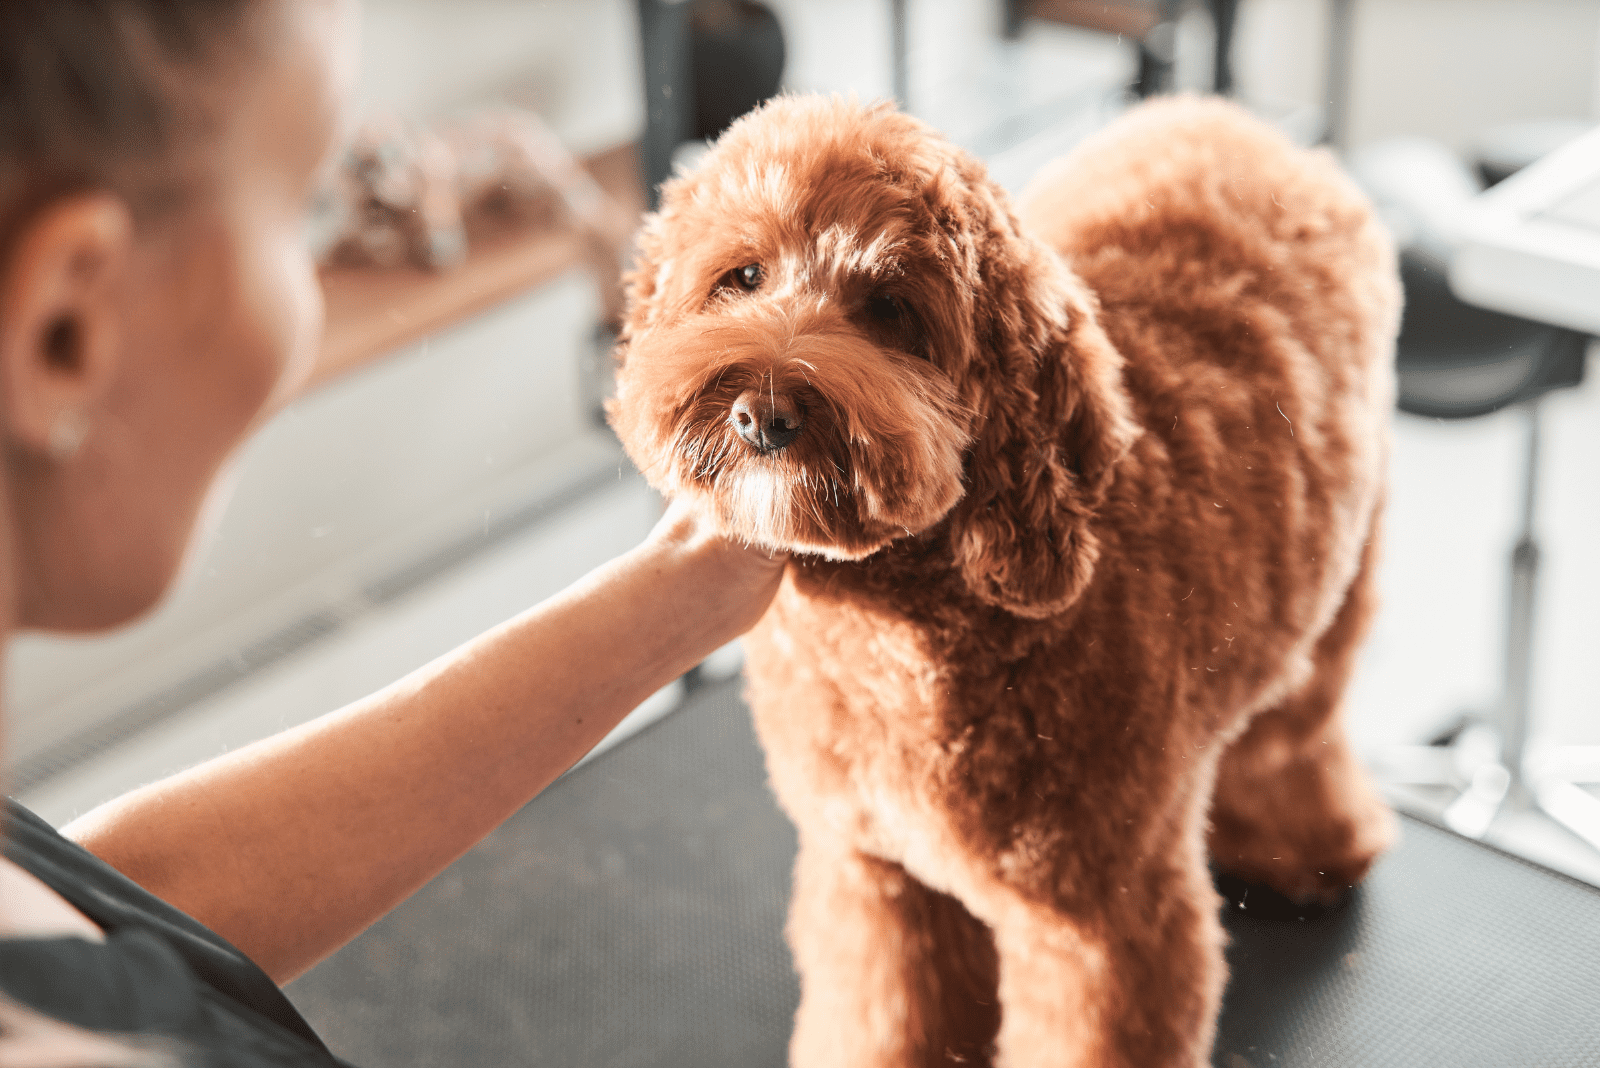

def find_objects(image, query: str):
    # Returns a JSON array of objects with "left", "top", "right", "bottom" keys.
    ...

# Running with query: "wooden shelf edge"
[
  {"left": 1026, "top": 0, "right": 1161, "bottom": 38},
  {"left": 313, "top": 227, "right": 590, "bottom": 391}
]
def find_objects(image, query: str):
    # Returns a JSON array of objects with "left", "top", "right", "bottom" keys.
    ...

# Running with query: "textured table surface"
[{"left": 289, "top": 677, "right": 1600, "bottom": 1067}]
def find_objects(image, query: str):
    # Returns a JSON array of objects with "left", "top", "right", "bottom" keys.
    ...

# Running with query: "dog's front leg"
[
  {"left": 958, "top": 843, "right": 1225, "bottom": 1068},
  {"left": 788, "top": 834, "right": 1000, "bottom": 1068}
]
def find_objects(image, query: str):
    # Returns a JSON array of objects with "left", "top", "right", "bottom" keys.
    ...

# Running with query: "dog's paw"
[
  {"left": 1208, "top": 785, "right": 1397, "bottom": 905},
  {"left": 1213, "top": 868, "right": 1350, "bottom": 921}
]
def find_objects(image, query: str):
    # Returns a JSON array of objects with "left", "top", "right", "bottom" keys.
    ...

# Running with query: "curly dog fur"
[{"left": 610, "top": 94, "right": 1402, "bottom": 1068}]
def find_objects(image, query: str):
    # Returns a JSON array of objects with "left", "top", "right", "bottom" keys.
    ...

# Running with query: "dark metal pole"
[
  {"left": 1210, "top": 0, "right": 1240, "bottom": 95},
  {"left": 637, "top": 0, "right": 694, "bottom": 208},
  {"left": 1001, "top": 0, "right": 1026, "bottom": 40}
]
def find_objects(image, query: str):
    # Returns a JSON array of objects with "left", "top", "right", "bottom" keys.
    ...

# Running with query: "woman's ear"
[
  {"left": 0, "top": 193, "right": 133, "bottom": 461},
  {"left": 948, "top": 262, "right": 1140, "bottom": 619}
]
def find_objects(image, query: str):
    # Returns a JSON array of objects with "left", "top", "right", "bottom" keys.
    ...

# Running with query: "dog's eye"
[
  {"left": 708, "top": 264, "right": 765, "bottom": 305},
  {"left": 866, "top": 293, "right": 903, "bottom": 322},
  {"left": 861, "top": 291, "right": 927, "bottom": 357}
]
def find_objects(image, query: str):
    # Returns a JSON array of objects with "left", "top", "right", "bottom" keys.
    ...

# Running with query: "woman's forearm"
[{"left": 63, "top": 513, "right": 783, "bottom": 984}]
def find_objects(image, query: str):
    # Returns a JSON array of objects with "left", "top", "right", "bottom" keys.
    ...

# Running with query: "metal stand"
[
  {"left": 1210, "top": 0, "right": 1239, "bottom": 96},
  {"left": 1377, "top": 400, "right": 1600, "bottom": 853},
  {"left": 636, "top": 0, "right": 694, "bottom": 209}
]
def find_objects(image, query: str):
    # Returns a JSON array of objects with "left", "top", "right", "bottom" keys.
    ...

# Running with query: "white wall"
[
  {"left": 1235, "top": 0, "right": 1600, "bottom": 151},
  {"left": 768, "top": 0, "right": 1600, "bottom": 157},
  {"left": 355, "top": 0, "right": 646, "bottom": 155},
  {"left": 1594, "top": 9, "right": 1600, "bottom": 114},
  {"left": 762, "top": 0, "right": 1130, "bottom": 153},
  {"left": 763, "top": 0, "right": 895, "bottom": 103}
]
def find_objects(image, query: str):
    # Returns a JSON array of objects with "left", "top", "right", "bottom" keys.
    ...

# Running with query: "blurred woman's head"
[{"left": 0, "top": 0, "right": 353, "bottom": 632}]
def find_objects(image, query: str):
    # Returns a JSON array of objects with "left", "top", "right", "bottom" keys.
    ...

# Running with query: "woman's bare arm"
[{"left": 63, "top": 502, "right": 786, "bottom": 984}]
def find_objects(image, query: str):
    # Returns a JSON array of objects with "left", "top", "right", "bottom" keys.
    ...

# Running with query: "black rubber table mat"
[
  {"left": 288, "top": 677, "right": 1600, "bottom": 1066},
  {"left": 287, "top": 676, "right": 799, "bottom": 1067},
  {"left": 1214, "top": 818, "right": 1600, "bottom": 1067}
]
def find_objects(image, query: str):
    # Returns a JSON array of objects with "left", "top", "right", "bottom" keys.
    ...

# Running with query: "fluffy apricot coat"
[{"left": 610, "top": 94, "right": 1401, "bottom": 1068}]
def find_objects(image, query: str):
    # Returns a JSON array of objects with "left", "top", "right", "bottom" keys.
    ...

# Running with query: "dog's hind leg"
[
  {"left": 1207, "top": 523, "right": 1398, "bottom": 902},
  {"left": 787, "top": 836, "right": 1000, "bottom": 1068}
]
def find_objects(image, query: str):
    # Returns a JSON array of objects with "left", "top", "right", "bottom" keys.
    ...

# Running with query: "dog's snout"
[{"left": 731, "top": 389, "right": 804, "bottom": 453}]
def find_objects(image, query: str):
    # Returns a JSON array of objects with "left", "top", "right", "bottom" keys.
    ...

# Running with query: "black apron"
[{"left": 0, "top": 800, "right": 355, "bottom": 1067}]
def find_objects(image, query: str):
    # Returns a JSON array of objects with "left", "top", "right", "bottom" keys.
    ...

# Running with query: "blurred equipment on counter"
[
  {"left": 1347, "top": 137, "right": 1483, "bottom": 267},
  {"left": 1473, "top": 119, "right": 1596, "bottom": 189},
  {"left": 1004, "top": 0, "right": 1240, "bottom": 99},
  {"left": 1453, "top": 123, "right": 1600, "bottom": 338},
  {"left": 314, "top": 108, "right": 633, "bottom": 323},
  {"left": 321, "top": 118, "right": 468, "bottom": 272}
]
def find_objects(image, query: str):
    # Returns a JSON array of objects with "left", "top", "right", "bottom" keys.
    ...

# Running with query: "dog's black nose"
[{"left": 731, "top": 389, "right": 804, "bottom": 452}]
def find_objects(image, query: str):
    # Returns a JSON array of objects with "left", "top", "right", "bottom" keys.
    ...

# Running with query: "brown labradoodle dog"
[{"left": 610, "top": 94, "right": 1401, "bottom": 1068}]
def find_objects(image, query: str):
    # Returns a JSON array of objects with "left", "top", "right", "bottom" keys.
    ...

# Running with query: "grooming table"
[{"left": 288, "top": 677, "right": 1600, "bottom": 1067}]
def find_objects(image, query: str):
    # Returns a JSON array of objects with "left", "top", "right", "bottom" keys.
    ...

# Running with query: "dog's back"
[
  {"left": 1017, "top": 98, "right": 1400, "bottom": 694},
  {"left": 1020, "top": 97, "right": 1399, "bottom": 445}
]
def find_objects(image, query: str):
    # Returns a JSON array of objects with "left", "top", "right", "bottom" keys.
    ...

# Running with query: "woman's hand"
[{"left": 637, "top": 496, "right": 789, "bottom": 644}]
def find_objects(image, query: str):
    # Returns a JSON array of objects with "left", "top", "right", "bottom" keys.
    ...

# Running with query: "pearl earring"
[{"left": 48, "top": 410, "right": 89, "bottom": 461}]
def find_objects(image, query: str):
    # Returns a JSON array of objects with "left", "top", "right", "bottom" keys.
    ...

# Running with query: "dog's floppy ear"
[{"left": 947, "top": 254, "right": 1140, "bottom": 619}]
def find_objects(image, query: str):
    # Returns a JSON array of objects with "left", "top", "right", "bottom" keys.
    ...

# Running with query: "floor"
[{"left": 288, "top": 679, "right": 801, "bottom": 1068}]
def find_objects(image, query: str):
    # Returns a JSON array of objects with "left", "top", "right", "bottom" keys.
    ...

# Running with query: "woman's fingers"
[{"left": 646, "top": 495, "right": 789, "bottom": 637}]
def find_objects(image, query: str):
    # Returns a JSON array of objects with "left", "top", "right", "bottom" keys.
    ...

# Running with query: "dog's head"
[{"left": 610, "top": 96, "right": 1138, "bottom": 618}]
